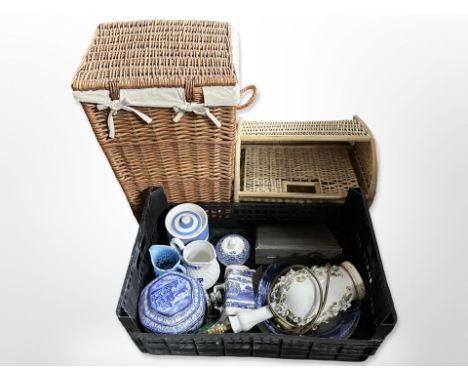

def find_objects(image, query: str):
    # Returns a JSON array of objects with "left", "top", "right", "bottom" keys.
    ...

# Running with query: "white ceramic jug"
[{"left": 171, "top": 240, "right": 220, "bottom": 290}]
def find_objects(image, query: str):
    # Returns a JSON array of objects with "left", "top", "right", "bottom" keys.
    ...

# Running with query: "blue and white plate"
[
  {"left": 138, "top": 272, "right": 205, "bottom": 334},
  {"left": 255, "top": 264, "right": 361, "bottom": 339},
  {"left": 215, "top": 234, "right": 250, "bottom": 266},
  {"left": 313, "top": 301, "right": 361, "bottom": 339}
]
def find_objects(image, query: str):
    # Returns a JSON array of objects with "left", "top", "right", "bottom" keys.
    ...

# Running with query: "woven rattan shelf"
[
  {"left": 234, "top": 116, "right": 377, "bottom": 204},
  {"left": 240, "top": 119, "right": 372, "bottom": 141},
  {"left": 72, "top": 20, "right": 256, "bottom": 220}
]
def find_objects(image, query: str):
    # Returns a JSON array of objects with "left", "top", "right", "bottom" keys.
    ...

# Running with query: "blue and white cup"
[
  {"left": 165, "top": 203, "right": 209, "bottom": 248},
  {"left": 149, "top": 245, "right": 186, "bottom": 277}
]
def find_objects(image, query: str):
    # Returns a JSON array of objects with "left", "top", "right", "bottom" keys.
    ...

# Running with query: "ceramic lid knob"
[
  {"left": 215, "top": 234, "right": 250, "bottom": 266},
  {"left": 179, "top": 215, "right": 193, "bottom": 229},
  {"left": 226, "top": 237, "right": 240, "bottom": 251}
]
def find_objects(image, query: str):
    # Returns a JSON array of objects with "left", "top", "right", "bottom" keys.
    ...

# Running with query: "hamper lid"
[{"left": 71, "top": 19, "right": 239, "bottom": 91}]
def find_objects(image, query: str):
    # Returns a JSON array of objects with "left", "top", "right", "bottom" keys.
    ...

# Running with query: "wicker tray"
[
  {"left": 72, "top": 20, "right": 256, "bottom": 220},
  {"left": 234, "top": 116, "right": 377, "bottom": 204}
]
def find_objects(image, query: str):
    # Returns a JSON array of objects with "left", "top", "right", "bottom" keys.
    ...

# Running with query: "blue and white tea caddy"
[
  {"left": 215, "top": 234, "right": 250, "bottom": 266},
  {"left": 138, "top": 272, "right": 206, "bottom": 334},
  {"left": 165, "top": 203, "right": 209, "bottom": 247}
]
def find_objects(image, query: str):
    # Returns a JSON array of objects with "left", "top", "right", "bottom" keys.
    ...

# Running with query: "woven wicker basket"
[
  {"left": 72, "top": 20, "right": 256, "bottom": 220},
  {"left": 234, "top": 116, "right": 377, "bottom": 204}
]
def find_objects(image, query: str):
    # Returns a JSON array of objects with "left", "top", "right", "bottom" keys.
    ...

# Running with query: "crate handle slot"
[{"left": 282, "top": 180, "right": 322, "bottom": 194}]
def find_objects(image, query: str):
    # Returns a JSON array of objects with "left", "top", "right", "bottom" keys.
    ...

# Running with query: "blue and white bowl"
[
  {"left": 138, "top": 272, "right": 205, "bottom": 334},
  {"left": 215, "top": 234, "right": 250, "bottom": 266},
  {"left": 165, "top": 203, "right": 209, "bottom": 246}
]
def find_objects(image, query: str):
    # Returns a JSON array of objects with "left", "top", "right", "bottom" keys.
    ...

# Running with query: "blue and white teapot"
[{"left": 209, "top": 265, "right": 256, "bottom": 319}]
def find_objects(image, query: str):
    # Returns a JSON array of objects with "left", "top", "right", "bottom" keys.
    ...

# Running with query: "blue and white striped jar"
[{"left": 165, "top": 203, "right": 209, "bottom": 247}]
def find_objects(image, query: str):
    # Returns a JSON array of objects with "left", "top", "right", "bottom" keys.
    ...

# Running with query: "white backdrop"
[{"left": 1, "top": 8, "right": 468, "bottom": 365}]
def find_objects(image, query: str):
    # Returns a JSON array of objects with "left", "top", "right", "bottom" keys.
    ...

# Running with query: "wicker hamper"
[
  {"left": 234, "top": 116, "right": 377, "bottom": 205},
  {"left": 72, "top": 20, "right": 256, "bottom": 220}
]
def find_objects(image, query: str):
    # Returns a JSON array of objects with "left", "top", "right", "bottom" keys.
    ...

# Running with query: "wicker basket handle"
[{"left": 237, "top": 85, "right": 257, "bottom": 110}]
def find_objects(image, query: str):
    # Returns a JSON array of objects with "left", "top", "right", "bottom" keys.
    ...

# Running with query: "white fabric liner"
[{"left": 73, "top": 25, "right": 241, "bottom": 139}]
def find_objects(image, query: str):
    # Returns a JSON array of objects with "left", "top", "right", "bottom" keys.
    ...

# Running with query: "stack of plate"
[{"left": 138, "top": 272, "right": 206, "bottom": 334}]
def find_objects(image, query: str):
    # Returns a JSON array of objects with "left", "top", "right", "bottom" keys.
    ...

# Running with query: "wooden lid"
[{"left": 71, "top": 20, "right": 238, "bottom": 91}]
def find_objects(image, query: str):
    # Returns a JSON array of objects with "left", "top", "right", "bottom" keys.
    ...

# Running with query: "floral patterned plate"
[{"left": 254, "top": 264, "right": 361, "bottom": 338}]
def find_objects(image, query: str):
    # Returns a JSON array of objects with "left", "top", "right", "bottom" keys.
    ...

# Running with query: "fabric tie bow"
[
  {"left": 173, "top": 103, "right": 222, "bottom": 128},
  {"left": 97, "top": 97, "right": 152, "bottom": 138}
]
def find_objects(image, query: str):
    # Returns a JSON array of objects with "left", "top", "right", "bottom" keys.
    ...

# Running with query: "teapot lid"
[{"left": 139, "top": 272, "right": 205, "bottom": 334}]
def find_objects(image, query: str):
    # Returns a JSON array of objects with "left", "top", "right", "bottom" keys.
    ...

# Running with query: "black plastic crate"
[{"left": 116, "top": 187, "right": 396, "bottom": 361}]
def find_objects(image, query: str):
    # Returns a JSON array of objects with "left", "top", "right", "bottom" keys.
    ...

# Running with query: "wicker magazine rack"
[
  {"left": 234, "top": 116, "right": 377, "bottom": 204},
  {"left": 72, "top": 20, "right": 256, "bottom": 220}
]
